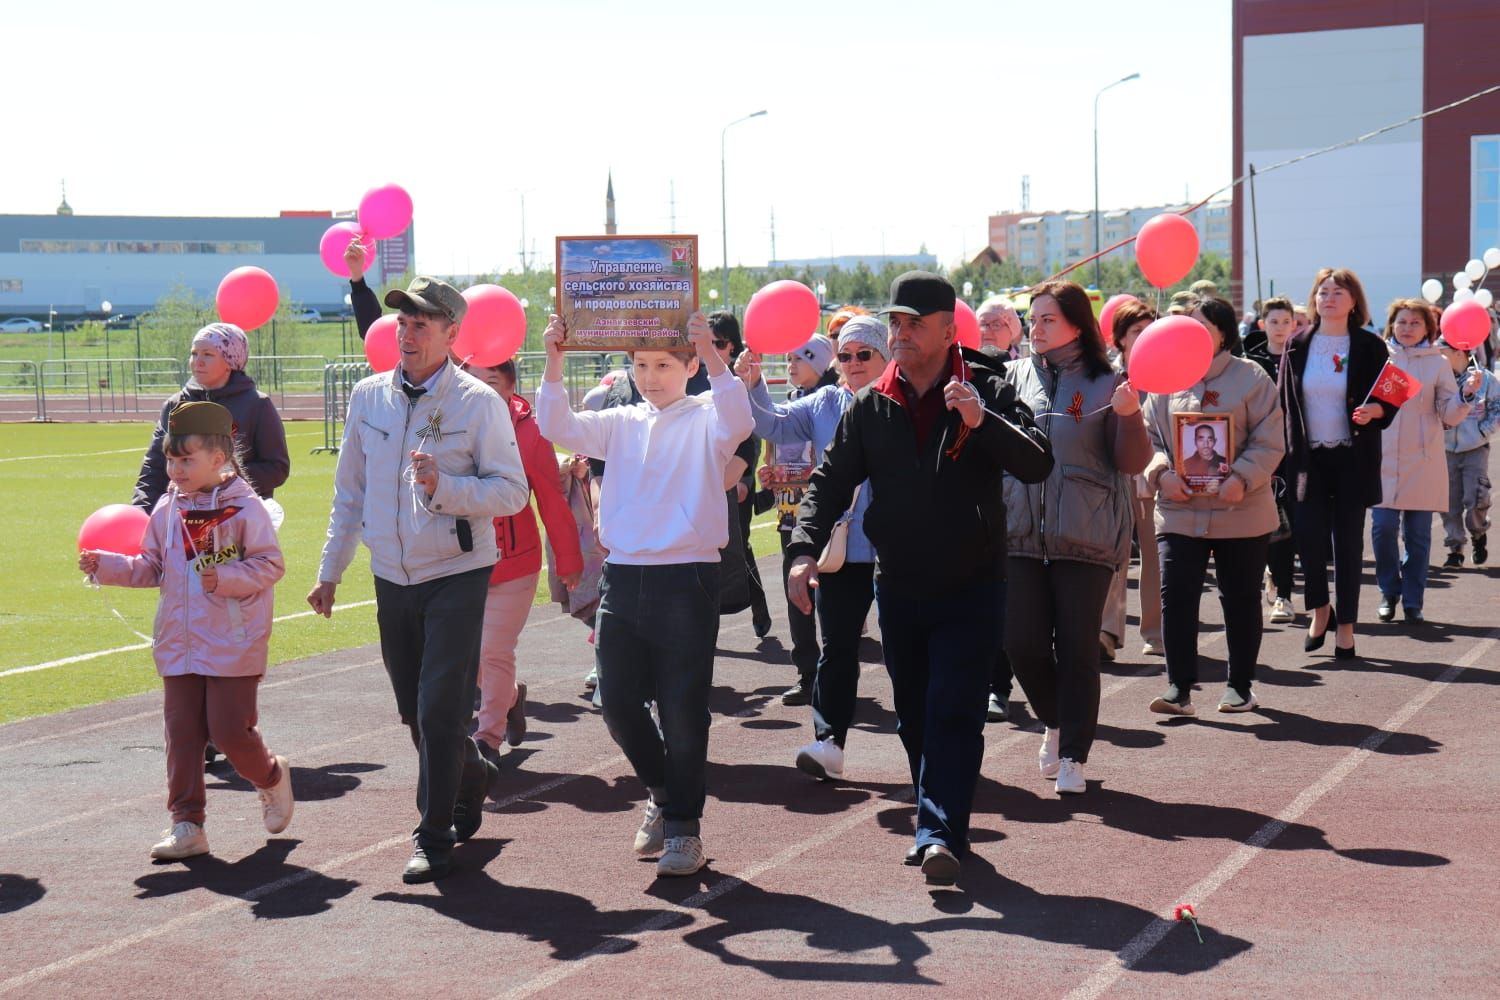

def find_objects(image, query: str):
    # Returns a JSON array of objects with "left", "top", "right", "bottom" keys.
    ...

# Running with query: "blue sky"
[{"left": 10, "top": 0, "right": 1232, "bottom": 274}]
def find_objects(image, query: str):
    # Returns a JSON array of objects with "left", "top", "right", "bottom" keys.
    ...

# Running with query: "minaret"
[
  {"left": 605, "top": 171, "right": 617, "bottom": 235},
  {"left": 56, "top": 180, "right": 73, "bottom": 216}
]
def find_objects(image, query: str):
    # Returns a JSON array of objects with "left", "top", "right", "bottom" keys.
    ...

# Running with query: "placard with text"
[{"left": 555, "top": 235, "right": 699, "bottom": 351}]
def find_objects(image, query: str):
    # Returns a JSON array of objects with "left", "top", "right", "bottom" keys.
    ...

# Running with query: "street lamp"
[
  {"left": 101, "top": 300, "right": 112, "bottom": 363},
  {"left": 815, "top": 281, "right": 827, "bottom": 305},
  {"left": 1093, "top": 72, "right": 1140, "bottom": 290},
  {"left": 720, "top": 110, "right": 768, "bottom": 309},
  {"left": 962, "top": 280, "right": 974, "bottom": 301}
]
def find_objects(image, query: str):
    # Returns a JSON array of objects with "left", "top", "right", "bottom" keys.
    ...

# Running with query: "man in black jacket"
[{"left": 786, "top": 272, "right": 1053, "bottom": 885}]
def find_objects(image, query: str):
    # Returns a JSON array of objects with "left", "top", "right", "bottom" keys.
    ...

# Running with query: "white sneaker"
[
  {"left": 1055, "top": 758, "right": 1086, "bottom": 795},
  {"left": 1269, "top": 596, "right": 1294, "bottom": 623},
  {"left": 795, "top": 737, "right": 845, "bottom": 780},
  {"left": 1263, "top": 569, "right": 1275, "bottom": 606},
  {"left": 633, "top": 800, "right": 665, "bottom": 856},
  {"left": 656, "top": 835, "right": 705, "bottom": 877},
  {"left": 1038, "top": 728, "right": 1061, "bottom": 780},
  {"left": 150, "top": 821, "right": 209, "bottom": 860},
  {"left": 258, "top": 755, "right": 294, "bottom": 834},
  {"left": 1141, "top": 641, "right": 1164, "bottom": 657}
]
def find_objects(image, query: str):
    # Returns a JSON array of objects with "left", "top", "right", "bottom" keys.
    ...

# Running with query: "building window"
[
  {"left": 0, "top": 279, "right": 20, "bottom": 292},
  {"left": 1474, "top": 136, "right": 1500, "bottom": 258},
  {"left": 18, "top": 239, "right": 266, "bottom": 254}
]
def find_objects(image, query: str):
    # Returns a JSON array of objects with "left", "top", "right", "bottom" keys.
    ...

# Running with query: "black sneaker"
[
  {"left": 204, "top": 742, "right": 221, "bottom": 768},
  {"left": 1377, "top": 597, "right": 1396, "bottom": 622},
  {"left": 1149, "top": 684, "right": 1196, "bottom": 716},
  {"left": 986, "top": 692, "right": 1010, "bottom": 723},
  {"left": 475, "top": 738, "right": 502, "bottom": 770},
  {"left": 1217, "top": 687, "right": 1259, "bottom": 713},
  {"left": 1444, "top": 550, "right": 1465, "bottom": 569},
  {"left": 402, "top": 844, "right": 452, "bottom": 884},
  {"left": 1474, "top": 535, "right": 1488, "bottom": 564},
  {"left": 781, "top": 679, "right": 811, "bottom": 707},
  {"left": 454, "top": 757, "right": 498, "bottom": 841}
]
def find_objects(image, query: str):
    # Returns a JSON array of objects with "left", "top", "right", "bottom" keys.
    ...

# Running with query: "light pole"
[
  {"left": 1093, "top": 72, "right": 1140, "bottom": 290},
  {"left": 720, "top": 110, "right": 767, "bottom": 309},
  {"left": 101, "top": 300, "right": 112, "bottom": 363}
]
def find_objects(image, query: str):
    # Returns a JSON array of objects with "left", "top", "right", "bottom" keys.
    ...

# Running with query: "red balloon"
[
  {"left": 1098, "top": 293, "right": 1139, "bottom": 344},
  {"left": 1440, "top": 299, "right": 1492, "bottom": 351},
  {"left": 1127, "top": 315, "right": 1214, "bottom": 394},
  {"left": 78, "top": 503, "right": 150, "bottom": 556},
  {"left": 364, "top": 315, "right": 400, "bottom": 372},
  {"left": 743, "top": 280, "right": 821, "bottom": 354},
  {"left": 1135, "top": 215, "right": 1200, "bottom": 289},
  {"left": 453, "top": 285, "right": 527, "bottom": 367},
  {"left": 954, "top": 301, "right": 980, "bottom": 349},
  {"left": 215, "top": 266, "right": 279, "bottom": 331}
]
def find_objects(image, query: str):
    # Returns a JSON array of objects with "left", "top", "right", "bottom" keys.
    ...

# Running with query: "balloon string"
[
  {"left": 112, "top": 608, "right": 154, "bottom": 646},
  {"left": 1033, "top": 403, "right": 1117, "bottom": 420}
]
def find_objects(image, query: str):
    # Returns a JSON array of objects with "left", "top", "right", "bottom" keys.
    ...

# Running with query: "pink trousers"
[
  {"left": 475, "top": 572, "right": 539, "bottom": 747},
  {"left": 163, "top": 673, "right": 279, "bottom": 825}
]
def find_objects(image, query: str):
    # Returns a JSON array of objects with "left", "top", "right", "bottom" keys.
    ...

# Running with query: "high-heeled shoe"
[
  {"left": 1305, "top": 620, "right": 1331, "bottom": 652},
  {"left": 1334, "top": 644, "right": 1358, "bottom": 660}
]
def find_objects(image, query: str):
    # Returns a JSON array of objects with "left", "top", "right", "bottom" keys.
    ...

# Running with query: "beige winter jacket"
[{"left": 1376, "top": 341, "right": 1470, "bottom": 512}]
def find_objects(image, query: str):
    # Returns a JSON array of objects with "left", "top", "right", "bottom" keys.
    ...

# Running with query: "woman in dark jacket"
[
  {"left": 1280, "top": 267, "right": 1397, "bottom": 659},
  {"left": 131, "top": 323, "right": 290, "bottom": 510}
]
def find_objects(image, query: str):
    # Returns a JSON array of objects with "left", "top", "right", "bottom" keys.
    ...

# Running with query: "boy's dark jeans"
[
  {"left": 596, "top": 561, "right": 721, "bottom": 838},
  {"left": 374, "top": 565, "right": 493, "bottom": 852}
]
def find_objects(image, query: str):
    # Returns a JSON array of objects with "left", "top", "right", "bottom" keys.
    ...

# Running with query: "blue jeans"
[
  {"left": 1371, "top": 508, "right": 1433, "bottom": 611},
  {"left": 595, "top": 562, "right": 720, "bottom": 838},
  {"left": 875, "top": 577, "right": 1003, "bottom": 857}
]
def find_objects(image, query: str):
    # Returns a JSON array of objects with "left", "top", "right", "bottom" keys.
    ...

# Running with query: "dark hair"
[
  {"left": 1306, "top": 267, "right": 1371, "bottom": 332},
  {"left": 1194, "top": 295, "right": 1241, "bottom": 355},
  {"left": 1110, "top": 300, "right": 1158, "bottom": 350},
  {"left": 496, "top": 359, "right": 517, "bottom": 381},
  {"left": 1260, "top": 295, "right": 1294, "bottom": 319},
  {"left": 396, "top": 306, "right": 453, "bottom": 330},
  {"left": 707, "top": 310, "right": 744, "bottom": 358},
  {"left": 1032, "top": 280, "right": 1112, "bottom": 377},
  {"left": 163, "top": 431, "right": 245, "bottom": 482},
  {"left": 1384, "top": 298, "right": 1438, "bottom": 343}
]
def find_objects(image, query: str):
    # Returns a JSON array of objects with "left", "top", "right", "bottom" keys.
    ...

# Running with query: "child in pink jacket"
[{"left": 81, "top": 401, "right": 292, "bottom": 861}]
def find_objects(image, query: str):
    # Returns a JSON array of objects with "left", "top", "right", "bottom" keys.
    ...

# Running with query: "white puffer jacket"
[{"left": 317, "top": 362, "right": 531, "bottom": 586}]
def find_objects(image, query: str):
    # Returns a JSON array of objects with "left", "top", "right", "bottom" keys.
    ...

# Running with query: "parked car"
[
  {"left": 104, "top": 313, "right": 136, "bottom": 327},
  {"left": 293, "top": 309, "right": 322, "bottom": 323},
  {"left": 0, "top": 317, "right": 43, "bottom": 333}
]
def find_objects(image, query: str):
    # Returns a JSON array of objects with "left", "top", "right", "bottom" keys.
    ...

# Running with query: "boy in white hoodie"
[{"left": 537, "top": 310, "right": 753, "bottom": 877}]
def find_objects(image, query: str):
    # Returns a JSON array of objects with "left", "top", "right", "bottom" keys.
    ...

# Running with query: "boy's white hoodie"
[{"left": 536, "top": 369, "right": 754, "bottom": 565}]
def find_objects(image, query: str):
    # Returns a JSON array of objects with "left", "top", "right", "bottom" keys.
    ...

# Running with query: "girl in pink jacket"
[{"left": 80, "top": 401, "right": 292, "bottom": 862}]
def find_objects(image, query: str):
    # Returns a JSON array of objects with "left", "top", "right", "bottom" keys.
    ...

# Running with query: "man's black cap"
[{"left": 878, "top": 271, "right": 957, "bottom": 317}]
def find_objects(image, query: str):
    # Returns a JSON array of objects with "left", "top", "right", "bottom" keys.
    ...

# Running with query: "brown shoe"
[{"left": 505, "top": 682, "right": 528, "bottom": 747}]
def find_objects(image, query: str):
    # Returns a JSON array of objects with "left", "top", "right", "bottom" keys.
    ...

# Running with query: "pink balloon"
[
  {"left": 1440, "top": 299, "right": 1492, "bottom": 351},
  {"left": 744, "top": 280, "right": 821, "bottom": 354},
  {"left": 215, "top": 266, "right": 279, "bottom": 331},
  {"left": 319, "top": 222, "right": 376, "bottom": 279},
  {"left": 1135, "top": 214, "right": 1200, "bottom": 289},
  {"left": 358, "top": 184, "right": 413, "bottom": 240},
  {"left": 364, "top": 314, "right": 400, "bottom": 372},
  {"left": 454, "top": 284, "right": 527, "bottom": 367},
  {"left": 954, "top": 300, "right": 980, "bottom": 349},
  {"left": 1098, "top": 293, "right": 1139, "bottom": 344},
  {"left": 78, "top": 503, "right": 149, "bottom": 556},
  {"left": 1127, "top": 315, "right": 1214, "bottom": 394}
]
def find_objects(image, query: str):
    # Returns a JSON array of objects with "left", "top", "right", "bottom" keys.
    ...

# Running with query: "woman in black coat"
[{"left": 1279, "top": 267, "right": 1396, "bottom": 659}]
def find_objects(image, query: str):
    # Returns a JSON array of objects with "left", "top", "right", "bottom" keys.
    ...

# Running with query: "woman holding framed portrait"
[{"left": 1143, "top": 296, "right": 1286, "bottom": 716}]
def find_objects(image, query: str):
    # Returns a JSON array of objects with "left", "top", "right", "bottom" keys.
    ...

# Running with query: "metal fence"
[
  {"left": 34, "top": 358, "right": 187, "bottom": 419},
  {"left": 313, "top": 362, "right": 374, "bottom": 454},
  {"left": 0, "top": 360, "right": 46, "bottom": 421}
]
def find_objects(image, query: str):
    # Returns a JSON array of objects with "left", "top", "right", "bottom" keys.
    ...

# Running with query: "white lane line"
[
  {"left": 0, "top": 658, "right": 383, "bottom": 752},
  {"left": 0, "top": 447, "right": 146, "bottom": 463},
  {"left": 0, "top": 600, "right": 381, "bottom": 679},
  {"left": 1062, "top": 634, "right": 1498, "bottom": 1000}
]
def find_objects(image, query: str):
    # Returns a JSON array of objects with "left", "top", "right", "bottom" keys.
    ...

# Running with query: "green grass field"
[{"left": 0, "top": 421, "right": 781, "bottom": 725}]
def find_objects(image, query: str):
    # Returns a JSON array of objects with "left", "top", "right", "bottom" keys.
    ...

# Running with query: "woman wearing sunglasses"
[{"left": 734, "top": 317, "right": 890, "bottom": 780}]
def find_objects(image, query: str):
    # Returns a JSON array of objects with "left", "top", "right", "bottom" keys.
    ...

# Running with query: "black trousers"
[
  {"left": 1294, "top": 445, "right": 1367, "bottom": 624},
  {"left": 779, "top": 530, "right": 819, "bottom": 680},
  {"left": 374, "top": 565, "right": 492, "bottom": 851},
  {"left": 739, "top": 498, "right": 770, "bottom": 625},
  {"left": 991, "top": 577, "right": 1013, "bottom": 700},
  {"left": 1159, "top": 533, "right": 1269, "bottom": 696},
  {"left": 811, "top": 561, "right": 876, "bottom": 745},
  {"left": 1005, "top": 558, "right": 1112, "bottom": 764}
]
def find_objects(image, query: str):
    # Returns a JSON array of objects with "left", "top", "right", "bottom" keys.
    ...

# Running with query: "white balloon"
[
  {"left": 1455, "top": 288, "right": 1476, "bottom": 303},
  {"left": 1486, "top": 247, "right": 1500, "bottom": 270},
  {"left": 1467, "top": 258, "right": 1488, "bottom": 281},
  {"left": 1454, "top": 271, "right": 1473, "bottom": 291},
  {"left": 1478, "top": 288, "right": 1495, "bottom": 309},
  {"left": 1421, "top": 278, "right": 1444, "bottom": 303}
]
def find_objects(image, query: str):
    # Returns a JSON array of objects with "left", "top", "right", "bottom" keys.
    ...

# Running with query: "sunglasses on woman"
[{"left": 837, "top": 349, "right": 875, "bottom": 363}]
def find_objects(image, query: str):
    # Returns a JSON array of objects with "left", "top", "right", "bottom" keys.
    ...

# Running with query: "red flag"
[{"left": 1368, "top": 361, "right": 1422, "bottom": 408}]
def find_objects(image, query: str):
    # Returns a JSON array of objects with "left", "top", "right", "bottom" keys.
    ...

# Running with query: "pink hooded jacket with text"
[{"left": 94, "top": 475, "right": 285, "bottom": 678}]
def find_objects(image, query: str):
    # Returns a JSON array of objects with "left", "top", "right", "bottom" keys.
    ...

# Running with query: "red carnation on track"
[{"left": 1173, "top": 903, "right": 1204, "bottom": 944}]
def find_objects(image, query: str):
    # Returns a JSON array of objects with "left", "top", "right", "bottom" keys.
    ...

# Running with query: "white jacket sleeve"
[
  {"left": 709, "top": 370, "right": 755, "bottom": 461},
  {"left": 424, "top": 388, "right": 530, "bottom": 519},
  {"left": 536, "top": 379, "right": 614, "bottom": 459},
  {"left": 317, "top": 389, "right": 368, "bottom": 585}
]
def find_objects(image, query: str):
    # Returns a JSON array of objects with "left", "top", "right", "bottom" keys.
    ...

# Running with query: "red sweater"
[{"left": 491, "top": 394, "right": 584, "bottom": 584}]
